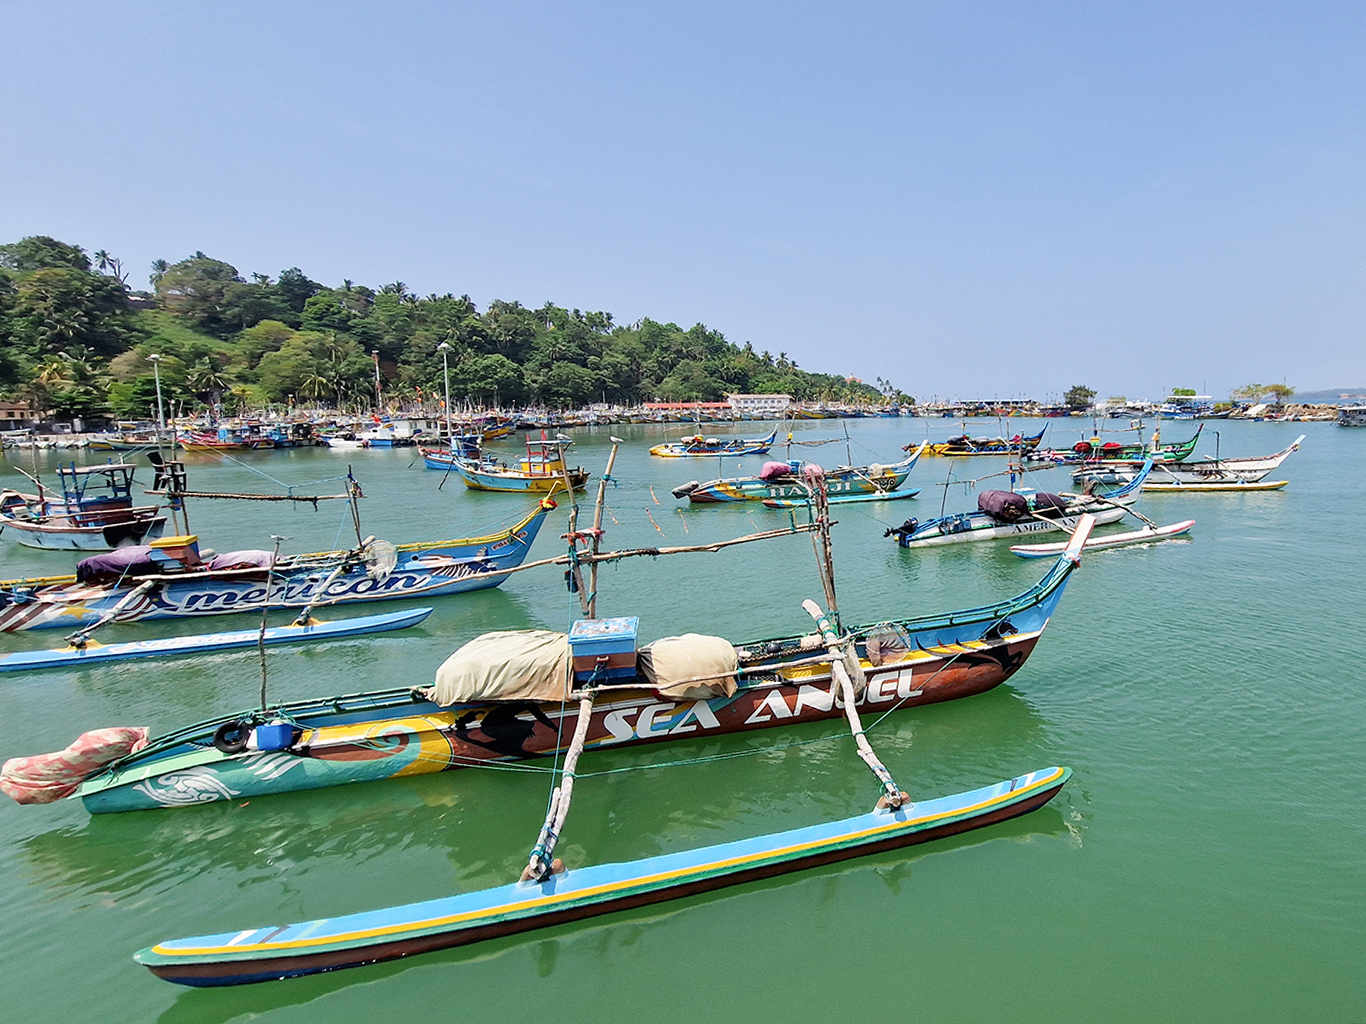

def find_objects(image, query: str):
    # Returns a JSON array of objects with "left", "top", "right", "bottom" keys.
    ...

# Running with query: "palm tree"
[
  {"left": 36, "top": 357, "right": 72, "bottom": 388},
  {"left": 93, "top": 250, "right": 113, "bottom": 274},
  {"left": 149, "top": 259, "right": 169, "bottom": 287},
  {"left": 186, "top": 358, "right": 230, "bottom": 418},
  {"left": 300, "top": 371, "right": 330, "bottom": 405}
]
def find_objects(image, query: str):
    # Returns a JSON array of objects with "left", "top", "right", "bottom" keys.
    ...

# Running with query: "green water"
[{"left": 1, "top": 419, "right": 1361, "bottom": 1023}]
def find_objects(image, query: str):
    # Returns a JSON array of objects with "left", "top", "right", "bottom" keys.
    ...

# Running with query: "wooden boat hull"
[
  {"left": 894, "top": 504, "right": 1127, "bottom": 547},
  {"left": 74, "top": 547, "right": 1081, "bottom": 812},
  {"left": 649, "top": 430, "right": 778, "bottom": 458},
  {"left": 0, "top": 607, "right": 434, "bottom": 673},
  {"left": 762, "top": 488, "right": 920, "bottom": 509},
  {"left": 135, "top": 766, "right": 1070, "bottom": 985},
  {"left": 683, "top": 448, "right": 923, "bottom": 503},
  {"left": 1141, "top": 480, "right": 1288, "bottom": 492},
  {"left": 87, "top": 438, "right": 158, "bottom": 452},
  {"left": 0, "top": 511, "right": 167, "bottom": 551},
  {"left": 443, "top": 457, "right": 588, "bottom": 492},
  {"left": 690, "top": 467, "right": 912, "bottom": 503},
  {"left": 1009, "top": 519, "right": 1195, "bottom": 558},
  {"left": 921, "top": 427, "right": 1046, "bottom": 457},
  {"left": 179, "top": 439, "right": 276, "bottom": 452},
  {"left": 1070, "top": 436, "right": 1303, "bottom": 485},
  {"left": 0, "top": 504, "right": 552, "bottom": 632}
]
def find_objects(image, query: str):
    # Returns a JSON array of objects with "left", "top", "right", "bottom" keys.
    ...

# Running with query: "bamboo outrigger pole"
[
  {"left": 522, "top": 438, "right": 620, "bottom": 881},
  {"left": 802, "top": 470, "right": 907, "bottom": 810},
  {"left": 801, "top": 601, "right": 908, "bottom": 811},
  {"left": 521, "top": 691, "right": 593, "bottom": 882}
]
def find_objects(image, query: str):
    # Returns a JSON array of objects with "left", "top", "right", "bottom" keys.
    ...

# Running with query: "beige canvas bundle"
[
  {"left": 639, "top": 633, "right": 738, "bottom": 699},
  {"left": 428, "top": 630, "right": 573, "bottom": 704}
]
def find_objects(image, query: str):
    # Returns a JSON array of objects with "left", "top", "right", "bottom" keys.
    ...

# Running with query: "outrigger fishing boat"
[
  {"left": 0, "top": 497, "right": 554, "bottom": 632},
  {"left": 1070, "top": 435, "right": 1303, "bottom": 487},
  {"left": 420, "top": 433, "right": 493, "bottom": 471},
  {"left": 179, "top": 426, "right": 275, "bottom": 452},
  {"left": 424, "top": 434, "right": 589, "bottom": 492},
  {"left": 87, "top": 430, "right": 159, "bottom": 452},
  {"left": 649, "top": 429, "right": 778, "bottom": 458},
  {"left": 0, "top": 461, "right": 167, "bottom": 551},
  {"left": 886, "top": 463, "right": 1151, "bottom": 549},
  {"left": 672, "top": 444, "right": 925, "bottom": 503},
  {"left": 762, "top": 488, "right": 920, "bottom": 509},
  {"left": 1026, "top": 425, "right": 1203, "bottom": 466},
  {"left": 913, "top": 426, "right": 1046, "bottom": 457},
  {"left": 461, "top": 413, "right": 516, "bottom": 440},
  {"left": 129, "top": 494, "right": 1093, "bottom": 985}
]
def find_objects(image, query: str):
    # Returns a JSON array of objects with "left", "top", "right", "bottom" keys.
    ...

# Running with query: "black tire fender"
[{"left": 212, "top": 720, "right": 252, "bottom": 754}]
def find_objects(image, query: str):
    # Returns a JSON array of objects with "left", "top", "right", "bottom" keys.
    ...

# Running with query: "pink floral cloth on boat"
[{"left": 0, "top": 727, "right": 149, "bottom": 804}]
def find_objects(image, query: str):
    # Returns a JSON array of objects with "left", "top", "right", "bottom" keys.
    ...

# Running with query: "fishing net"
[{"left": 364, "top": 540, "right": 398, "bottom": 581}]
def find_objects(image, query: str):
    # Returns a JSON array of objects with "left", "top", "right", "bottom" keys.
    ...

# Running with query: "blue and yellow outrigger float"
[{"left": 136, "top": 766, "right": 1070, "bottom": 986}]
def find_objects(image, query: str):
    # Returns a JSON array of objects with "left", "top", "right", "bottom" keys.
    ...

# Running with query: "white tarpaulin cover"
[
  {"left": 639, "top": 634, "right": 738, "bottom": 699},
  {"left": 429, "top": 630, "right": 572, "bottom": 705}
]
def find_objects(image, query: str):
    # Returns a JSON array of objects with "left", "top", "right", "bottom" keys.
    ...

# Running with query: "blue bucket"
[{"left": 253, "top": 722, "right": 296, "bottom": 751}]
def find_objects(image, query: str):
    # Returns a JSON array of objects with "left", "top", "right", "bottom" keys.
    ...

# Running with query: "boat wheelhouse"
[{"left": 0, "top": 461, "right": 167, "bottom": 551}]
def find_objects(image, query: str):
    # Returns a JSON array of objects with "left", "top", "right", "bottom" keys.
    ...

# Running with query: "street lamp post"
[
  {"left": 437, "top": 341, "right": 452, "bottom": 442},
  {"left": 148, "top": 354, "right": 165, "bottom": 440}
]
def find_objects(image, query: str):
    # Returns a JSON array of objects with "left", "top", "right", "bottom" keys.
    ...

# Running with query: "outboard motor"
[{"left": 883, "top": 516, "right": 918, "bottom": 540}]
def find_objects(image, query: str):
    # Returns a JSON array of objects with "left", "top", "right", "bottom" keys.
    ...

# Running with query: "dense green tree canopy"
[{"left": 0, "top": 234, "right": 885, "bottom": 418}]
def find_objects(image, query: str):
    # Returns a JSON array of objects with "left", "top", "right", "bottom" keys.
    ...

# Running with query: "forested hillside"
[{"left": 0, "top": 235, "right": 883, "bottom": 419}]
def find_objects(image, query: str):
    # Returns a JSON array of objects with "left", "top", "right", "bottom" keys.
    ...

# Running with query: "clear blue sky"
[{"left": 3, "top": 1, "right": 1362, "bottom": 401}]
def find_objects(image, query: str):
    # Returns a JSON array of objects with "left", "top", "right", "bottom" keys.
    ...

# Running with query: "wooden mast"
[{"left": 586, "top": 437, "right": 622, "bottom": 620}]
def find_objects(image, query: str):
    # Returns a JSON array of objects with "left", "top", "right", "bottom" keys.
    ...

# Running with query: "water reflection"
[{"left": 18, "top": 687, "right": 1057, "bottom": 908}]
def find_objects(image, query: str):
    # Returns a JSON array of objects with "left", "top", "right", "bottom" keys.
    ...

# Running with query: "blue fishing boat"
[
  {"left": 419, "top": 433, "right": 495, "bottom": 471},
  {"left": 0, "top": 461, "right": 167, "bottom": 551},
  {"left": 762, "top": 488, "right": 920, "bottom": 509},
  {"left": 674, "top": 444, "right": 926, "bottom": 503},
  {"left": 0, "top": 607, "right": 434, "bottom": 673},
  {"left": 649, "top": 429, "right": 778, "bottom": 458},
  {"left": 887, "top": 463, "right": 1151, "bottom": 549},
  {"left": 0, "top": 500, "right": 553, "bottom": 632},
  {"left": 424, "top": 435, "right": 589, "bottom": 492}
]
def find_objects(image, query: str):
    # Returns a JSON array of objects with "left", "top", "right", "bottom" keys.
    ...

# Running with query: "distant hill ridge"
[{"left": 1293, "top": 388, "right": 1366, "bottom": 404}]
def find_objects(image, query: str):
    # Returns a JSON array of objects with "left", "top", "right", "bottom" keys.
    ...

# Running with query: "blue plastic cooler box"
[{"left": 568, "top": 616, "right": 640, "bottom": 681}]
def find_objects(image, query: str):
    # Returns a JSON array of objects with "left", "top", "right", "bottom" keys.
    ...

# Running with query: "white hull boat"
[
  {"left": 1072, "top": 436, "right": 1303, "bottom": 486},
  {"left": 1010, "top": 519, "right": 1195, "bottom": 558}
]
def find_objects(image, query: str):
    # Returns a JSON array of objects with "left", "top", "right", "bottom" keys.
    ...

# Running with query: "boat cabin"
[
  {"left": 519, "top": 437, "right": 576, "bottom": 477},
  {"left": 46, "top": 462, "right": 140, "bottom": 516}
]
